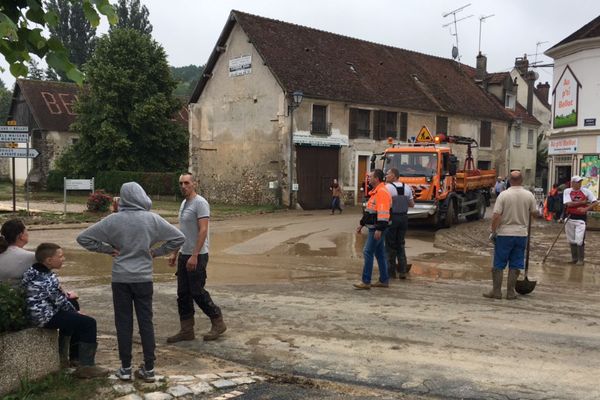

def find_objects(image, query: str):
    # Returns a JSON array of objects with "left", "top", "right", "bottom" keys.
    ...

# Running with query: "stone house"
[
  {"left": 189, "top": 10, "right": 540, "bottom": 208},
  {"left": 545, "top": 14, "right": 600, "bottom": 197}
]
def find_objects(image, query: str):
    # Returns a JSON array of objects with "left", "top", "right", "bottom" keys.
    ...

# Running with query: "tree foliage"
[
  {"left": 57, "top": 28, "right": 188, "bottom": 176},
  {"left": 171, "top": 64, "right": 203, "bottom": 97},
  {"left": 46, "top": 0, "right": 97, "bottom": 80},
  {"left": 27, "top": 59, "right": 44, "bottom": 79},
  {"left": 0, "top": 78, "right": 12, "bottom": 123},
  {"left": 0, "top": 0, "right": 116, "bottom": 84},
  {"left": 110, "top": 0, "right": 152, "bottom": 35}
]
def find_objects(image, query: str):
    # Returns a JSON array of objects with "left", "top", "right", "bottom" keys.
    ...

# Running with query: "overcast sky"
[{"left": 2, "top": 0, "right": 599, "bottom": 88}]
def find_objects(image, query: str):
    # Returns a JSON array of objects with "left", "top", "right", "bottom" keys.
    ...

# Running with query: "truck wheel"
[
  {"left": 466, "top": 195, "right": 486, "bottom": 221},
  {"left": 442, "top": 200, "right": 455, "bottom": 228}
]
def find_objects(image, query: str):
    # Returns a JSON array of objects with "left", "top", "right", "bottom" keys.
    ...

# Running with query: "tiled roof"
[
  {"left": 547, "top": 15, "right": 600, "bottom": 51},
  {"left": 16, "top": 79, "right": 79, "bottom": 132},
  {"left": 14, "top": 79, "right": 188, "bottom": 131},
  {"left": 192, "top": 11, "right": 510, "bottom": 122}
]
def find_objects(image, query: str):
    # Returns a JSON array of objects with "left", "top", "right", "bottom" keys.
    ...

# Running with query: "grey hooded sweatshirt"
[{"left": 77, "top": 182, "right": 185, "bottom": 283}]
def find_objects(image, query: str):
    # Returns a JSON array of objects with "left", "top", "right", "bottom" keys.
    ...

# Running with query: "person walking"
[
  {"left": 494, "top": 176, "right": 505, "bottom": 198},
  {"left": 563, "top": 175, "right": 598, "bottom": 265},
  {"left": 354, "top": 169, "right": 391, "bottom": 289},
  {"left": 167, "top": 172, "right": 227, "bottom": 343},
  {"left": 77, "top": 182, "right": 185, "bottom": 382},
  {"left": 484, "top": 171, "right": 537, "bottom": 300},
  {"left": 384, "top": 168, "right": 414, "bottom": 279},
  {"left": 329, "top": 179, "right": 343, "bottom": 214}
]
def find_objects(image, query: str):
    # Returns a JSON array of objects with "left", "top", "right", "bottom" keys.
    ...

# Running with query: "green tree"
[
  {"left": 0, "top": 0, "right": 116, "bottom": 83},
  {"left": 0, "top": 79, "right": 12, "bottom": 122},
  {"left": 27, "top": 59, "right": 45, "bottom": 79},
  {"left": 57, "top": 29, "right": 187, "bottom": 175},
  {"left": 110, "top": 0, "right": 152, "bottom": 35},
  {"left": 170, "top": 64, "right": 203, "bottom": 97},
  {"left": 46, "top": 0, "right": 98, "bottom": 81}
]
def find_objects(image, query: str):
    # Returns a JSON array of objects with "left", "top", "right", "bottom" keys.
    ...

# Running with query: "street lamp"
[{"left": 288, "top": 90, "right": 303, "bottom": 208}]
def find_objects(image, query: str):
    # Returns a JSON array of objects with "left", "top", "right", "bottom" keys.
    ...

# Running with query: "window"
[
  {"left": 436, "top": 116, "right": 448, "bottom": 135},
  {"left": 480, "top": 121, "right": 491, "bottom": 148},
  {"left": 478, "top": 160, "right": 491, "bottom": 170},
  {"left": 514, "top": 127, "right": 521, "bottom": 146},
  {"left": 349, "top": 108, "right": 371, "bottom": 139},
  {"left": 399, "top": 112, "right": 408, "bottom": 141},
  {"left": 505, "top": 92, "right": 516, "bottom": 109},
  {"left": 527, "top": 129, "right": 534, "bottom": 148},
  {"left": 311, "top": 105, "right": 329, "bottom": 134},
  {"left": 373, "top": 111, "right": 397, "bottom": 140}
]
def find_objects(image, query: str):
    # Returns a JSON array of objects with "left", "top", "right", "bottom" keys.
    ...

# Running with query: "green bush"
[
  {"left": 0, "top": 283, "right": 29, "bottom": 333},
  {"left": 86, "top": 190, "right": 112, "bottom": 212},
  {"left": 95, "top": 171, "right": 180, "bottom": 195},
  {"left": 47, "top": 170, "right": 88, "bottom": 192}
]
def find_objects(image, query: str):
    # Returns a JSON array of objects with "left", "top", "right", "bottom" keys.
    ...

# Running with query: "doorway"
[
  {"left": 357, "top": 155, "right": 369, "bottom": 204},
  {"left": 555, "top": 165, "right": 571, "bottom": 186},
  {"left": 296, "top": 146, "right": 340, "bottom": 209}
]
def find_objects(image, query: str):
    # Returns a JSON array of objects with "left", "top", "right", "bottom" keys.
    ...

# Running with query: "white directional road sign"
[
  {"left": 0, "top": 132, "right": 29, "bottom": 143},
  {"left": 0, "top": 126, "right": 28, "bottom": 132},
  {"left": 0, "top": 148, "right": 39, "bottom": 158}
]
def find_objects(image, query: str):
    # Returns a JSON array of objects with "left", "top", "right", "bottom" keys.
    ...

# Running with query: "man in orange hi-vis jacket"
[{"left": 354, "top": 169, "right": 392, "bottom": 289}]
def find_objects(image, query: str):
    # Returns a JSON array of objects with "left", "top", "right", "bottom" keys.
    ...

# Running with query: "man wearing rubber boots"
[
  {"left": 384, "top": 168, "right": 414, "bottom": 279},
  {"left": 563, "top": 175, "right": 597, "bottom": 265},
  {"left": 167, "top": 173, "right": 226, "bottom": 343},
  {"left": 484, "top": 171, "right": 537, "bottom": 300}
]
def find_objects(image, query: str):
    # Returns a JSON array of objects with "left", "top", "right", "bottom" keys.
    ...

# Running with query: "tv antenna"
[
  {"left": 478, "top": 14, "right": 494, "bottom": 53},
  {"left": 442, "top": 3, "right": 473, "bottom": 61},
  {"left": 533, "top": 40, "right": 548, "bottom": 65}
]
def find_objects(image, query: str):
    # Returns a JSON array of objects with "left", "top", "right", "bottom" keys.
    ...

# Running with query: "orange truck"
[{"left": 369, "top": 132, "right": 496, "bottom": 228}]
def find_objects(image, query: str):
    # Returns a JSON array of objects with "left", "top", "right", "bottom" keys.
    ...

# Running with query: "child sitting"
[{"left": 21, "top": 243, "right": 107, "bottom": 378}]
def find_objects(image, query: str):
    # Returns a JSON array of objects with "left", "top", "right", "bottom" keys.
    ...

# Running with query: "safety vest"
[
  {"left": 363, "top": 182, "right": 391, "bottom": 229},
  {"left": 387, "top": 182, "right": 409, "bottom": 214}
]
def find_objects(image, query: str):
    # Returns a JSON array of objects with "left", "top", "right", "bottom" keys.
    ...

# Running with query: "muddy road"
[{"left": 28, "top": 209, "right": 600, "bottom": 399}]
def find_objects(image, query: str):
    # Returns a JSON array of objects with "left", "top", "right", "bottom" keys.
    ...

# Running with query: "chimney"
[
  {"left": 515, "top": 54, "right": 529, "bottom": 76},
  {"left": 536, "top": 81, "right": 550, "bottom": 104},
  {"left": 476, "top": 52, "right": 487, "bottom": 81},
  {"left": 526, "top": 70, "right": 537, "bottom": 115}
]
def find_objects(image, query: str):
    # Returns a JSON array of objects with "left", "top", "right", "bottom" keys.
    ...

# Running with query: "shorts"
[{"left": 493, "top": 236, "right": 527, "bottom": 270}]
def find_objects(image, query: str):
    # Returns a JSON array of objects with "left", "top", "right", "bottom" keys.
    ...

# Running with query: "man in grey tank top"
[
  {"left": 385, "top": 168, "right": 414, "bottom": 279},
  {"left": 167, "top": 173, "right": 226, "bottom": 343}
]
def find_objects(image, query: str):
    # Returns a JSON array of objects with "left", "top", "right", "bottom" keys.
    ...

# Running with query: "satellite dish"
[
  {"left": 533, "top": 71, "right": 540, "bottom": 80},
  {"left": 451, "top": 46, "right": 459, "bottom": 60}
]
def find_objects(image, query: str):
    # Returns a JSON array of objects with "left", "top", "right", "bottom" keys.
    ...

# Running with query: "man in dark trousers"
[
  {"left": 167, "top": 173, "right": 226, "bottom": 343},
  {"left": 384, "top": 168, "right": 414, "bottom": 279}
]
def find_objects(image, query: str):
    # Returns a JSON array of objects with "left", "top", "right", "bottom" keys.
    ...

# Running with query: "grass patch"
[
  {"left": 0, "top": 211, "right": 107, "bottom": 226},
  {"left": 3, "top": 371, "right": 108, "bottom": 400}
]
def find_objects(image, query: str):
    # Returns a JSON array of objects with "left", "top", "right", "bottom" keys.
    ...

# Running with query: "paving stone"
[
  {"left": 230, "top": 377, "right": 255, "bottom": 385},
  {"left": 139, "top": 381, "right": 166, "bottom": 391},
  {"left": 217, "top": 372, "right": 243, "bottom": 379},
  {"left": 166, "top": 385, "right": 193, "bottom": 397},
  {"left": 210, "top": 379, "right": 237, "bottom": 389},
  {"left": 212, "top": 391, "right": 244, "bottom": 400},
  {"left": 116, "top": 394, "right": 143, "bottom": 400},
  {"left": 251, "top": 375, "right": 268, "bottom": 382},
  {"left": 195, "top": 373, "right": 220, "bottom": 381},
  {"left": 155, "top": 375, "right": 167, "bottom": 382},
  {"left": 189, "top": 382, "right": 214, "bottom": 394},
  {"left": 143, "top": 392, "right": 172, "bottom": 400},
  {"left": 109, "top": 374, "right": 120, "bottom": 381},
  {"left": 113, "top": 383, "right": 136, "bottom": 395},
  {"left": 168, "top": 375, "right": 195, "bottom": 382}
]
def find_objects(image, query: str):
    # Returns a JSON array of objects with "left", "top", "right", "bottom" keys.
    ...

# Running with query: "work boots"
[
  {"left": 506, "top": 269, "right": 520, "bottom": 300},
  {"left": 569, "top": 244, "right": 579, "bottom": 264},
  {"left": 482, "top": 268, "right": 503, "bottom": 299},
  {"left": 203, "top": 316, "right": 227, "bottom": 341},
  {"left": 73, "top": 342, "right": 108, "bottom": 379},
  {"left": 166, "top": 318, "right": 195, "bottom": 343},
  {"left": 577, "top": 245, "right": 585, "bottom": 266}
]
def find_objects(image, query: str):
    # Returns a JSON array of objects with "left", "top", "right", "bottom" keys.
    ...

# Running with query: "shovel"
[
  {"left": 541, "top": 216, "right": 569, "bottom": 264},
  {"left": 515, "top": 215, "right": 537, "bottom": 295}
]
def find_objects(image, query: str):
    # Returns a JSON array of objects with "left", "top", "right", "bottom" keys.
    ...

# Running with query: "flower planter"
[{"left": 0, "top": 328, "right": 59, "bottom": 396}]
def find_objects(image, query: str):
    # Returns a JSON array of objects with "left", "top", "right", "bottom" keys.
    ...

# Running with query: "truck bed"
[{"left": 455, "top": 169, "right": 496, "bottom": 192}]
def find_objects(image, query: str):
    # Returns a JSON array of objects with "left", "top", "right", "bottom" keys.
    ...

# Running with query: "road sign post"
[
  {"left": 64, "top": 178, "right": 95, "bottom": 214},
  {"left": 0, "top": 125, "right": 29, "bottom": 213}
]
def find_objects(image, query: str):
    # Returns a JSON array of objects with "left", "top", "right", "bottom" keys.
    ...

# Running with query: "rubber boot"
[
  {"left": 482, "top": 268, "right": 503, "bottom": 299},
  {"left": 58, "top": 335, "right": 71, "bottom": 368},
  {"left": 166, "top": 318, "right": 195, "bottom": 343},
  {"left": 203, "top": 315, "right": 227, "bottom": 341},
  {"left": 577, "top": 245, "right": 585, "bottom": 266},
  {"left": 506, "top": 269, "right": 520, "bottom": 300},
  {"left": 73, "top": 342, "right": 108, "bottom": 378},
  {"left": 569, "top": 244, "right": 578, "bottom": 264}
]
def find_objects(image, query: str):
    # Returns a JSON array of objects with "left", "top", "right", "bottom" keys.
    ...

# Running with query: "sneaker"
[
  {"left": 135, "top": 365, "right": 155, "bottom": 382},
  {"left": 353, "top": 282, "right": 371, "bottom": 290},
  {"left": 371, "top": 281, "right": 389, "bottom": 288},
  {"left": 115, "top": 366, "right": 132, "bottom": 381}
]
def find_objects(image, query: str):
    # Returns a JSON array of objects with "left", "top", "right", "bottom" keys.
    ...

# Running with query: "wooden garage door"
[{"left": 296, "top": 146, "right": 340, "bottom": 209}]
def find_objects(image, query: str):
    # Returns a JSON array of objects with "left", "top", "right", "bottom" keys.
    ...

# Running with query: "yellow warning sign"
[{"left": 416, "top": 126, "right": 434, "bottom": 143}]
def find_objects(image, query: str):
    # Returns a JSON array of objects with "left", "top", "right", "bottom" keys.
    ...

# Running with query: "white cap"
[{"left": 571, "top": 175, "right": 583, "bottom": 183}]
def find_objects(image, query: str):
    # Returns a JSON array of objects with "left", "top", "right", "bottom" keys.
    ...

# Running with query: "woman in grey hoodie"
[{"left": 77, "top": 182, "right": 185, "bottom": 382}]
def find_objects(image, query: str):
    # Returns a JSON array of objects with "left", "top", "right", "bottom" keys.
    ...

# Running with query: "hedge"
[{"left": 46, "top": 170, "right": 181, "bottom": 196}]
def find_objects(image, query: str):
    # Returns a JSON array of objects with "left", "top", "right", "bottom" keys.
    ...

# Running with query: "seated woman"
[{"left": 0, "top": 219, "right": 35, "bottom": 285}]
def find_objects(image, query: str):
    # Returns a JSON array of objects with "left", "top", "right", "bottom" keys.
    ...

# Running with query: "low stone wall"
[{"left": 0, "top": 328, "right": 59, "bottom": 396}]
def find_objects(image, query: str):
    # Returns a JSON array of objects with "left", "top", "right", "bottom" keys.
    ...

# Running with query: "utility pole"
[{"left": 442, "top": 3, "right": 473, "bottom": 61}]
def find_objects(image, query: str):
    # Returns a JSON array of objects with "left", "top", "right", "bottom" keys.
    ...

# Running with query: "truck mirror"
[
  {"left": 370, "top": 154, "right": 377, "bottom": 169},
  {"left": 449, "top": 155, "right": 458, "bottom": 175}
]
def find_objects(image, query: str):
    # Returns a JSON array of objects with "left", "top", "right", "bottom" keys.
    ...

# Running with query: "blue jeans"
[
  {"left": 493, "top": 236, "right": 527, "bottom": 270},
  {"left": 362, "top": 228, "right": 389, "bottom": 284}
]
